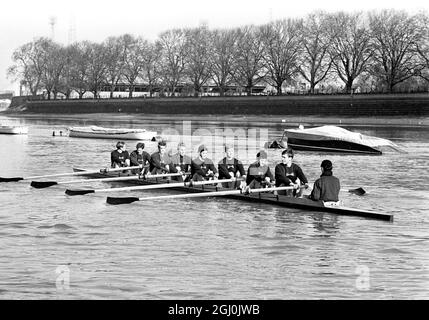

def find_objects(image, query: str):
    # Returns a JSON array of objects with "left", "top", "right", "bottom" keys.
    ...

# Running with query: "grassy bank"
[{"left": 6, "top": 93, "right": 429, "bottom": 116}]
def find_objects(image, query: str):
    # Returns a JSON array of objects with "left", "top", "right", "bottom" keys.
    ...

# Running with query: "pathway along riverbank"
[{"left": 5, "top": 93, "right": 429, "bottom": 117}]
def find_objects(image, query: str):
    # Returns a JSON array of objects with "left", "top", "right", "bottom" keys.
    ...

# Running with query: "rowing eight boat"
[{"left": 71, "top": 168, "right": 393, "bottom": 222}]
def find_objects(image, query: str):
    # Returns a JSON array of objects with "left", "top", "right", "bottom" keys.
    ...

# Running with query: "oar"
[
  {"left": 0, "top": 166, "right": 142, "bottom": 183},
  {"left": 106, "top": 185, "right": 296, "bottom": 205},
  {"left": 65, "top": 177, "right": 241, "bottom": 196},
  {"left": 31, "top": 172, "right": 190, "bottom": 189}
]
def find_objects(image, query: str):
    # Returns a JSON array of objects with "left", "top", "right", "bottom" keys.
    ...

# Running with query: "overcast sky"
[{"left": 0, "top": 0, "right": 428, "bottom": 93}]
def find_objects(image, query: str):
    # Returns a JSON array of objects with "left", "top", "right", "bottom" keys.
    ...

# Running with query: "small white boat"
[
  {"left": 68, "top": 126, "right": 157, "bottom": 140},
  {"left": 283, "top": 125, "right": 403, "bottom": 155},
  {"left": 0, "top": 126, "right": 28, "bottom": 135}
]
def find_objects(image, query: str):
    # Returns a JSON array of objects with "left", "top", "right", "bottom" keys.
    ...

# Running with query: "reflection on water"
[{"left": 0, "top": 113, "right": 428, "bottom": 299}]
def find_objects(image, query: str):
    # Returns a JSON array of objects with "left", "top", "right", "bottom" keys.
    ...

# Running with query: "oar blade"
[
  {"left": 65, "top": 189, "right": 95, "bottom": 196},
  {"left": 349, "top": 187, "right": 366, "bottom": 196},
  {"left": 30, "top": 181, "right": 58, "bottom": 189},
  {"left": 0, "top": 177, "right": 24, "bottom": 182},
  {"left": 106, "top": 196, "right": 140, "bottom": 205}
]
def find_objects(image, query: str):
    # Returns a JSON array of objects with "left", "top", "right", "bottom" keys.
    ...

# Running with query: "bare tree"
[
  {"left": 68, "top": 41, "right": 92, "bottom": 99},
  {"left": 86, "top": 42, "right": 108, "bottom": 98},
  {"left": 56, "top": 45, "right": 74, "bottom": 99},
  {"left": 329, "top": 12, "right": 373, "bottom": 93},
  {"left": 210, "top": 29, "right": 238, "bottom": 96},
  {"left": 416, "top": 13, "right": 429, "bottom": 82},
  {"left": 122, "top": 36, "right": 146, "bottom": 98},
  {"left": 41, "top": 41, "right": 69, "bottom": 99},
  {"left": 259, "top": 19, "right": 302, "bottom": 95},
  {"left": 233, "top": 25, "right": 266, "bottom": 96},
  {"left": 299, "top": 12, "right": 335, "bottom": 94},
  {"left": 7, "top": 38, "right": 49, "bottom": 96},
  {"left": 104, "top": 35, "right": 129, "bottom": 98},
  {"left": 141, "top": 41, "right": 160, "bottom": 98},
  {"left": 369, "top": 10, "right": 427, "bottom": 92},
  {"left": 157, "top": 29, "right": 187, "bottom": 96},
  {"left": 184, "top": 26, "right": 212, "bottom": 97}
]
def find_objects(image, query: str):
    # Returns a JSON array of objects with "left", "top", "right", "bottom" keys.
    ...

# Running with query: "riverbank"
[{"left": 5, "top": 93, "right": 429, "bottom": 117}]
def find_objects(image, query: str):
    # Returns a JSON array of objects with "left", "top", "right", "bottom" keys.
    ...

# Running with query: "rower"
[
  {"left": 149, "top": 140, "right": 171, "bottom": 175},
  {"left": 274, "top": 148, "right": 309, "bottom": 197},
  {"left": 245, "top": 150, "right": 274, "bottom": 189},
  {"left": 170, "top": 142, "right": 192, "bottom": 181},
  {"left": 309, "top": 159, "right": 340, "bottom": 205},
  {"left": 129, "top": 142, "right": 151, "bottom": 175},
  {"left": 111, "top": 141, "right": 130, "bottom": 168},
  {"left": 191, "top": 145, "right": 218, "bottom": 181},
  {"left": 218, "top": 144, "right": 246, "bottom": 188}
]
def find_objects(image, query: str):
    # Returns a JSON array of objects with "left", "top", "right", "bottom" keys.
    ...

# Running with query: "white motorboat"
[
  {"left": 0, "top": 126, "right": 28, "bottom": 135},
  {"left": 68, "top": 126, "right": 157, "bottom": 140},
  {"left": 281, "top": 125, "right": 402, "bottom": 155}
]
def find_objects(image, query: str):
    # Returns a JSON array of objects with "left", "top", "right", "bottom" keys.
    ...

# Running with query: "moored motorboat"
[
  {"left": 283, "top": 125, "right": 402, "bottom": 155},
  {"left": 68, "top": 126, "right": 157, "bottom": 140},
  {"left": 70, "top": 167, "right": 393, "bottom": 222},
  {"left": 0, "top": 125, "right": 28, "bottom": 135}
]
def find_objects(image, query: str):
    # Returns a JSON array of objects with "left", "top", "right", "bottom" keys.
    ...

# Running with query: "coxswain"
[
  {"left": 111, "top": 141, "right": 130, "bottom": 168},
  {"left": 245, "top": 150, "right": 274, "bottom": 189},
  {"left": 149, "top": 140, "right": 171, "bottom": 175},
  {"left": 129, "top": 142, "right": 151, "bottom": 175},
  {"left": 309, "top": 159, "right": 340, "bottom": 205},
  {"left": 191, "top": 145, "right": 218, "bottom": 181},
  {"left": 274, "top": 148, "right": 309, "bottom": 196},
  {"left": 218, "top": 144, "right": 246, "bottom": 188},
  {"left": 170, "top": 142, "right": 192, "bottom": 181}
]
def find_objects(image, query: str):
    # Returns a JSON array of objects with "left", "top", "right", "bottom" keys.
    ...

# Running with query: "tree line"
[{"left": 7, "top": 9, "right": 429, "bottom": 99}]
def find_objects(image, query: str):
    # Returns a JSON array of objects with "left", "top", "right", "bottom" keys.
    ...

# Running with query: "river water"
[{"left": 0, "top": 113, "right": 428, "bottom": 299}]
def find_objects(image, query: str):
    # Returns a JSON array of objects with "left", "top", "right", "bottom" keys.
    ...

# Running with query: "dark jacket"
[
  {"left": 191, "top": 157, "right": 217, "bottom": 179},
  {"left": 218, "top": 157, "right": 245, "bottom": 179},
  {"left": 310, "top": 171, "right": 340, "bottom": 202},
  {"left": 170, "top": 153, "right": 192, "bottom": 173},
  {"left": 150, "top": 152, "right": 171, "bottom": 173},
  {"left": 246, "top": 161, "right": 274, "bottom": 185},
  {"left": 111, "top": 150, "right": 130, "bottom": 168},
  {"left": 130, "top": 150, "right": 151, "bottom": 167},
  {"left": 275, "top": 163, "right": 308, "bottom": 187}
]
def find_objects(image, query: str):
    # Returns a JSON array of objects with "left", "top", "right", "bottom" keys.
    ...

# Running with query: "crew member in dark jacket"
[
  {"left": 129, "top": 142, "right": 151, "bottom": 175},
  {"left": 170, "top": 142, "right": 192, "bottom": 181},
  {"left": 218, "top": 145, "right": 246, "bottom": 188},
  {"left": 191, "top": 145, "right": 218, "bottom": 181},
  {"left": 310, "top": 159, "right": 340, "bottom": 203},
  {"left": 111, "top": 141, "right": 130, "bottom": 168},
  {"left": 149, "top": 141, "right": 171, "bottom": 174},
  {"left": 274, "top": 148, "right": 308, "bottom": 196},
  {"left": 246, "top": 150, "right": 274, "bottom": 189}
]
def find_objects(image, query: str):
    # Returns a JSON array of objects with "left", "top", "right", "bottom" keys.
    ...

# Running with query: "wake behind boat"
[
  {"left": 68, "top": 126, "right": 157, "bottom": 140},
  {"left": 0, "top": 125, "right": 28, "bottom": 135},
  {"left": 271, "top": 125, "right": 403, "bottom": 155}
]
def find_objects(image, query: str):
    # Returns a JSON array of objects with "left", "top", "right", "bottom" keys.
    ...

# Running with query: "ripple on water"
[{"left": 37, "top": 224, "right": 74, "bottom": 230}]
